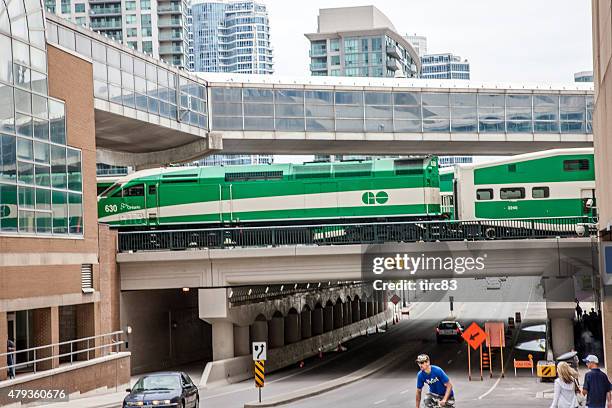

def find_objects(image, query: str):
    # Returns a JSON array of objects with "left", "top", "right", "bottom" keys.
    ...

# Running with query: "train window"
[
  {"left": 532, "top": 187, "right": 550, "bottom": 199},
  {"left": 124, "top": 183, "right": 144, "bottom": 197},
  {"left": 148, "top": 185, "right": 156, "bottom": 195},
  {"left": 500, "top": 187, "right": 525, "bottom": 199},
  {"left": 563, "top": 159, "right": 589, "bottom": 171},
  {"left": 508, "top": 164, "right": 517, "bottom": 172},
  {"left": 100, "top": 182, "right": 121, "bottom": 197},
  {"left": 476, "top": 189, "right": 493, "bottom": 200}
]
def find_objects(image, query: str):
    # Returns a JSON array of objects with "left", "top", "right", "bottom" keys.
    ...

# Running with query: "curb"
[{"left": 243, "top": 342, "right": 413, "bottom": 408}]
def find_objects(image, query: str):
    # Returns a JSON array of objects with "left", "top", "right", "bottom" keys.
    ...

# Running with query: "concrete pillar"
[
  {"left": 269, "top": 315, "right": 284, "bottom": 349},
  {"left": 373, "top": 298, "right": 379, "bottom": 315},
  {"left": 312, "top": 307, "right": 323, "bottom": 335},
  {"left": 333, "top": 302, "right": 343, "bottom": 329},
  {"left": 76, "top": 303, "right": 99, "bottom": 359},
  {"left": 352, "top": 299, "right": 360, "bottom": 323},
  {"left": 0, "top": 311, "right": 7, "bottom": 380},
  {"left": 343, "top": 302, "right": 351, "bottom": 326},
  {"left": 32, "top": 307, "right": 59, "bottom": 371},
  {"left": 602, "top": 294, "right": 612, "bottom": 370},
  {"left": 234, "top": 325, "right": 250, "bottom": 357},
  {"left": 378, "top": 292, "right": 385, "bottom": 313},
  {"left": 212, "top": 321, "right": 234, "bottom": 361},
  {"left": 251, "top": 319, "right": 268, "bottom": 343},
  {"left": 300, "top": 309, "right": 312, "bottom": 339},
  {"left": 323, "top": 304, "right": 334, "bottom": 332},
  {"left": 367, "top": 301, "right": 375, "bottom": 317},
  {"left": 550, "top": 316, "right": 575, "bottom": 357},
  {"left": 284, "top": 313, "right": 300, "bottom": 344},
  {"left": 360, "top": 301, "right": 368, "bottom": 320}
]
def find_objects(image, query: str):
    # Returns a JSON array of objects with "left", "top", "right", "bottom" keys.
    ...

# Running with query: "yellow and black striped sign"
[
  {"left": 254, "top": 360, "right": 265, "bottom": 388},
  {"left": 537, "top": 360, "right": 556, "bottom": 378}
]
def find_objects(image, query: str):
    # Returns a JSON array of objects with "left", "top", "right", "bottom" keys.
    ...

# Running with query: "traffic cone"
[
  {"left": 299, "top": 360, "right": 304, "bottom": 368},
  {"left": 318, "top": 347, "right": 323, "bottom": 359}
]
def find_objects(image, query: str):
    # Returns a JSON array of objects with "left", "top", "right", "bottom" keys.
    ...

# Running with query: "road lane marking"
[
  {"left": 478, "top": 375, "right": 502, "bottom": 400},
  {"left": 400, "top": 389, "right": 411, "bottom": 394},
  {"left": 447, "top": 359, "right": 453, "bottom": 364},
  {"left": 374, "top": 399, "right": 386, "bottom": 405}
]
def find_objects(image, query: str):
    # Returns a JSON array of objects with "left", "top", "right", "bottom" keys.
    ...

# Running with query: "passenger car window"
[
  {"left": 563, "top": 159, "right": 589, "bottom": 171},
  {"left": 532, "top": 186, "right": 550, "bottom": 198},
  {"left": 124, "top": 183, "right": 144, "bottom": 197},
  {"left": 500, "top": 187, "right": 525, "bottom": 200},
  {"left": 476, "top": 189, "right": 493, "bottom": 200}
]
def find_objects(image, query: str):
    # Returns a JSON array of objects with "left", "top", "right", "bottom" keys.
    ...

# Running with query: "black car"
[
  {"left": 436, "top": 321, "right": 463, "bottom": 343},
  {"left": 123, "top": 372, "right": 199, "bottom": 408}
]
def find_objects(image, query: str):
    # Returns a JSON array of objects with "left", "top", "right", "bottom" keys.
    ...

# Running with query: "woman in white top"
[{"left": 550, "top": 361, "right": 579, "bottom": 408}]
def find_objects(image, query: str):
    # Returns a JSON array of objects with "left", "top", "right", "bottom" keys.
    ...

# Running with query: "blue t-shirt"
[
  {"left": 583, "top": 368, "right": 611, "bottom": 408},
  {"left": 417, "top": 365, "right": 454, "bottom": 397}
]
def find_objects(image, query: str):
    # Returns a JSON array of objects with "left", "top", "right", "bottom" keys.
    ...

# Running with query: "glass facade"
[
  {"left": 421, "top": 53, "right": 470, "bottom": 80},
  {"left": 211, "top": 88, "right": 593, "bottom": 134},
  {"left": 47, "top": 20, "right": 208, "bottom": 129},
  {"left": 1, "top": 0, "right": 82, "bottom": 236}
]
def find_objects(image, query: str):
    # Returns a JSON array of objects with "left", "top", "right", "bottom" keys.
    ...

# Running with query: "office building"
[
  {"left": 190, "top": 0, "right": 273, "bottom": 74},
  {"left": 421, "top": 53, "right": 470, "bottom": 80},
  {"left": 44, "top": 0, "right": 190, "bottom": 68},
  {"left": 405, "top": 33, "right": 427, "bottom": 57},
  {"left": 439, "top": 156, "right": 473, "bottom": 167},
  {"left": 305, "top": 6, "right": 420, "bottom": 78},
  {"left": 195, "top": 154, "right": 273, "bottom": 166},
  {"left": 574, "top": 71, "right": 593, "bottom": 82}
]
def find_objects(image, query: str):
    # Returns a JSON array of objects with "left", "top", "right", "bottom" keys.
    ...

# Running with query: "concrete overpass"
[{"left": 44, "top": 14, "right": 594, "bottom": 167}]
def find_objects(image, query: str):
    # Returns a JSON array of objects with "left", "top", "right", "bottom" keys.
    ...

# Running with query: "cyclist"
[{"left": 415, "top": 354, "right": 455, "bottom": 407}]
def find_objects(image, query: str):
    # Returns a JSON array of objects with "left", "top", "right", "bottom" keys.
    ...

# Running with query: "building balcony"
[
  {"left": 309, "top": 49, "right": 327, "bottom": 57},
  {"left": 157, "top": 4, "right": 182, "bottom": 13},
  {"left": 90, "top": 21, "right": 122, "bottom": 30},
  {"left": 386, "top": 44, "right": 401, "bottom": 59},
  {"left": 88, "top": 0, "right": 121, "bottom": 4},
  {"left": 159, "top": 45, "right": 184, "bottom": 54},
  {"left": 310, "top": 62, "right": 327, "bottom": 71},
  {"left": 89, "top": 7, "right": 121, "bottom": 15},
  {"left": 159, "top": 32, "right": 184, "bottom": 41},
  {"left": 158, "top": 18, "right": 183, "bottom": 28},
  {"left": 386, "top": 58, "right": 400, "bottom": 71}
]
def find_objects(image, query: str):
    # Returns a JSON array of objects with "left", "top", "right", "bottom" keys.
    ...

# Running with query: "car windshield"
[
  {"left": 132, "top": 375, "right": 181, "bottom": 392},
  {"left": 98, "top": 182, "right": 122, "bottom": 198},
  {"left": 439, "top": 323, "right": 456, "bottom": 330}
]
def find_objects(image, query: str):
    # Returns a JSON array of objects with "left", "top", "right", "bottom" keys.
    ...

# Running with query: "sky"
[{"left": 265, "top": 0, "right": 593, "bottom": 163}]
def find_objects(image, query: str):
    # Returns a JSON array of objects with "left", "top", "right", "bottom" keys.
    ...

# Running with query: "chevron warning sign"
[{"left": 254, "top": 360, "right": 265, "bottom": 388}]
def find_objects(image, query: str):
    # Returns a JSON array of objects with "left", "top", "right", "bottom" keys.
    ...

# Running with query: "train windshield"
[{"left": 98, "top": 183, "right": 122, "bottom": 198}]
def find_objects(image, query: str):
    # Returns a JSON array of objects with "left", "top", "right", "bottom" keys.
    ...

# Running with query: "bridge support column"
[
  {"left": 343, "top": 301, "right": 351, "bottom": 326},
  {"left": 333, "top": 302, "right": 343, "bottom": 329},
  {"left": 352, "top": 299, "right": 360, "bottom": 323},
  {"left": 284, "top": 312, "right": 300, "bottom": 344},
  {"left": 312, "top": 307, "right": 323, "bottom": 335},
  {"left": 544, "top": 278, "right": 576, "bottom": 357},
  {"left": 360, "top": 300, "right": 368, "bottom": 320},
  {"left": 269, "top": 314, "right": 284, "bottom": 349},
  {"left": 212, "top": 321, "right": 234, "bottom": 361},
  {"left": 234, "top": 325, "right": 250, "bottom": 357},
  {"left": 251, "top": 318, "right": 268, "bottom": 343},
  {"left": 323, "top": 304, "right": 334, "bottom": 332},
  {"left": 378, "top": 292, "right": 385, "bottom": 313},
  {"left": 367, "top": 300, "right": 375, "bottom": 317},
  {"left": 301, "top": 308, "right": 312, "bottom": 339}
]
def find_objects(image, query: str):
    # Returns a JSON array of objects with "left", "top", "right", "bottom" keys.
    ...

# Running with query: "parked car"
[
  {"left": 436, "top": 321, "right": 463, "bottom": 343},
  {"left": 486, "top": 277, "right": 502, "bottom": 290},
  {"left": 123, "top": 372, "right": 199, "bottom": 408}
]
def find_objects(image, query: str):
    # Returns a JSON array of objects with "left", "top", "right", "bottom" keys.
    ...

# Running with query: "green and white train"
[
  {"left": 97, "top": 157, "right": 441, "bottom": 228},
  {"left": 440, "top": 148, "right": 596, "bottom": 221},
  {"left": 97, "top": 148, "right": 596, "bottom": 229}
]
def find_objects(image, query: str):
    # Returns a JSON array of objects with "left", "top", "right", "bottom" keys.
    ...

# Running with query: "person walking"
[
  {"left": 550, "top": 362, "right": 579, "bottom": 408},
  {"left": 581, "top": 355, "right": 611, "bottom": 408},
  {"left": 6, "top": 339, "right": 15, "bottom": 379}
]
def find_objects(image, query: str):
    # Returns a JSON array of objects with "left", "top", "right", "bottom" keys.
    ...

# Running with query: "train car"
[
  {"left": 439, "top": 167, "right": 455, "bottom": 219},
  {"left": 452, "top": 148, "right": 595, "bottom": 221},
  {"left": 97, "top": 157, "right": 441, "bottom": 228}
]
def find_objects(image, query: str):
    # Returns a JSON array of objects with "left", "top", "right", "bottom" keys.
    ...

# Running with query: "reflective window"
[
  {"left": 500, "top": 187, "right": 525, "bottom": 200},
  {"left": 476, "top": 189, "right": 493, "bottom": 200},
  {"left": 532, "top": 187, "right": 550, "bottom": 199}
]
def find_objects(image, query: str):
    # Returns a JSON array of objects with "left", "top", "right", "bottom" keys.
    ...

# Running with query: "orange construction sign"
[
  {"left": 462, "top": 322, "right": 487, "bottom": 350},
  {"left": 485, "top": 322, "right": 506, "bottom": 347},
  {"left": 513, "top": 360, "right": 533, "bottom": 368}
]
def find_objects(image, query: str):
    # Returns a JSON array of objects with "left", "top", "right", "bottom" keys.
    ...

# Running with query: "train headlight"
[{"left": 575, "top": 224, "right": 586, "bottom": 237}]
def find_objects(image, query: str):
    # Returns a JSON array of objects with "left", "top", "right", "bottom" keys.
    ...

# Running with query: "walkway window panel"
[
  {"left": 121, "top": 72, "right": 134, "bottom": 91},
  {"left": 75, "top": 34, "right": 91, "bottom": 58},
  {"left": 479, "top": 120, "right": 505, "bottom": 132},
  {"left": 422, "top": 105, "right": 449, "bottom": 119},
  {"left": 50, "top": 145, "right": 66, "bottom": 189},
  {"left": 0, "top": 183, "right": 18, "bottom": 231},
  {"left": 30, "top": 47, "right": 46, "bottom": 74},
  {"left": 336, "top": 119, "right": 363, "bottom": 132},
  {"left": 51, "top": 190, "right": 67, "bottom": 234},
  {"left": 68, "top": 192, "right": 82, "bottom": 234},
  {"left": 16, "top": 113, "right": 32, "bottom": 137},
  {"left": 394, "top": 119, "right": 421, "bottom": 132},
  {"left": 561, "top": 121, "right": 585, "bottom": 133},
  {"left": 33, "top": 140, "right": 48, "bottom": 163},
  {"left": 36, "top": 209, "right": 52, "bottom": 233},
  {"left": 365, "top": 119, "right": 392, "bottom": 132},
  {"left": 243, "top": 88, "right": 273, "bottom": 103},
  {"left": 109, "top": 84, "right": 122, "bottom": 105},
  {"left": 145, "top": 62, "right": 156, "bottom": 81},
  {"left": 66, "top": 148, "right": 82, "bottom": 192},
  {"left": 13, "top": 64, "right": 30, "bottom": 90},
  {"left": 365, "top": 92, "right": 391, "bottom": 106},
  {"left": 0, "top": 134, "right": 17, "bottom": 182},
  {"left": 0, "top": 1, "right": 9, "bottom": 34},
  {"left": 275, "top": 104, "right": 304, "bottom": 117},
  {"left": 0, "top": 85, "right": 14, "bottom": 133},
  {"left": 18, "top": 209, "right": 35, "bottom": 232},
  {"left": 335, "top": 90, "right": 363, "bottom": 106},
  {"left": 276, "top": 118, "right": 304, "bottom": 131},
  {"left": 244, "top": 103, "right": 273, "bottom": 116},
  {"left": 34, "top": 164, "right": 50, "bottom": 188},
  {"left": 213, "top": 116, "right": 242, "bottom": 130},
  {"left": 306, "top": 118, "right": 333, "bottom": 132},
  {"left": 394, "top": 105, "right": 420, "bottom": 120},
  {"left": 30, "top": 70, "right": 46, "bottom": 95},
  {"left": 134, "top": 92, "right": 147, "bottom": 111},
  {"left": 534, "top": 121, "right": 559, "bottom": 133},
  {"left": 0, "top": 34, "right": 11, "bottom": 82},
  {"left": 212, "top": 102, "right": 242, "bottom": 116},
  {"left": 58, "top": 26, "right": 75, "bottom": 51},
  {"left": 134, "top": 76, "right": 146, "bottom": 93},
  {"left": 147, "top": 96, "right": 158, "bottom": 114},
  {"left": 366, "top": 105, "right": 392, "bottom": 119},
  {"left": 451, "top": 120, "right": 477, "bottom": 133},
  {"left": 305, "top": 104, "right": 333, "bottom": 118},
  {"left": 18, "top": 185, "right": 35, "bottom": 208},
  {"left": 36, "top": 186, "right": 51, "bottom": 209},
  {"left": 92, "top": 41, "right": 107, "bottom": 63},
  {"left": 244, "top": 117, "right": 273, "bottom": 131},
  {"left": 275, "top": 89, "right": 303, "bottom": 104},
  {"left": 560, "top": 95, "right": 586, "bottom": 121},
  {"left": 422, "top": 92, "right": 449, "bottom": 108},
  {"left": 33, "top": 117, "right": 48, "bottom": 140},
  {"left": 393, "top": 91, "right": 420, "bottom": 107},
  {"left": 336, "top": 105, "right": 363, "bottom": 119},
  {"left": 451, "top": 93, "right": 477, "bottom": 107},
  {"left": 8, "top": 0, "right": 28, "bottom": 41},
  {"left": 423, "top": 119, "right": 450, "bottom": 132},
  {"left": 94, "top": 80, "right": 108, "bottom": 100},
  {"left": 12, "top": 39, "right": 30, "bottom": 67},
  {"left": 121, "top": 53, "right": 134, "bottom": 74},
  {"left": 534, "top": 95, "right": 559, "bottom": 121},
  {"left": 212, "top": 87, "right": 242, "bottom": 103}
]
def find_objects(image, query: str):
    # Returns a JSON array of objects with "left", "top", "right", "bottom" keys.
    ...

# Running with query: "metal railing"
[
  {"left": 0, "top": 331, "right": 124, "bottom": 375},
  {"left": 117, "top": 217, "right": 596, "bottom": 253}
]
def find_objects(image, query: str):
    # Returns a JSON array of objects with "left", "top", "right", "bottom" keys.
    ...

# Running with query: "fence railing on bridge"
[{"left": 117, "top": 217, "right": 596, "bottom": 253}]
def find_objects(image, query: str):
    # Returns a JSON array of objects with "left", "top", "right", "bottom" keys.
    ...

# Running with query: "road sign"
[
  {"left": 252, "top": 342, "right": 267, "bottom": 361},
  {"left": 449, "top": 296, "right": 454, "bottom": 312},
  {"left": 254, "top": 360, "right": 265, "bottom": 388},
  {"left": 537, "top": 360, "right": 556, "bottom": 378},
  {"left": 462, "top": 322, "right": 487, "bottom": 350},
  {"left": 390, "top": 294, "right": 401, "bottom": 305},
  {"left": 514, "top": 359, "right": 534, "bottom": 368},
  {"left": 485, "top": 322, "right": 506, "bottom": 347}
]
